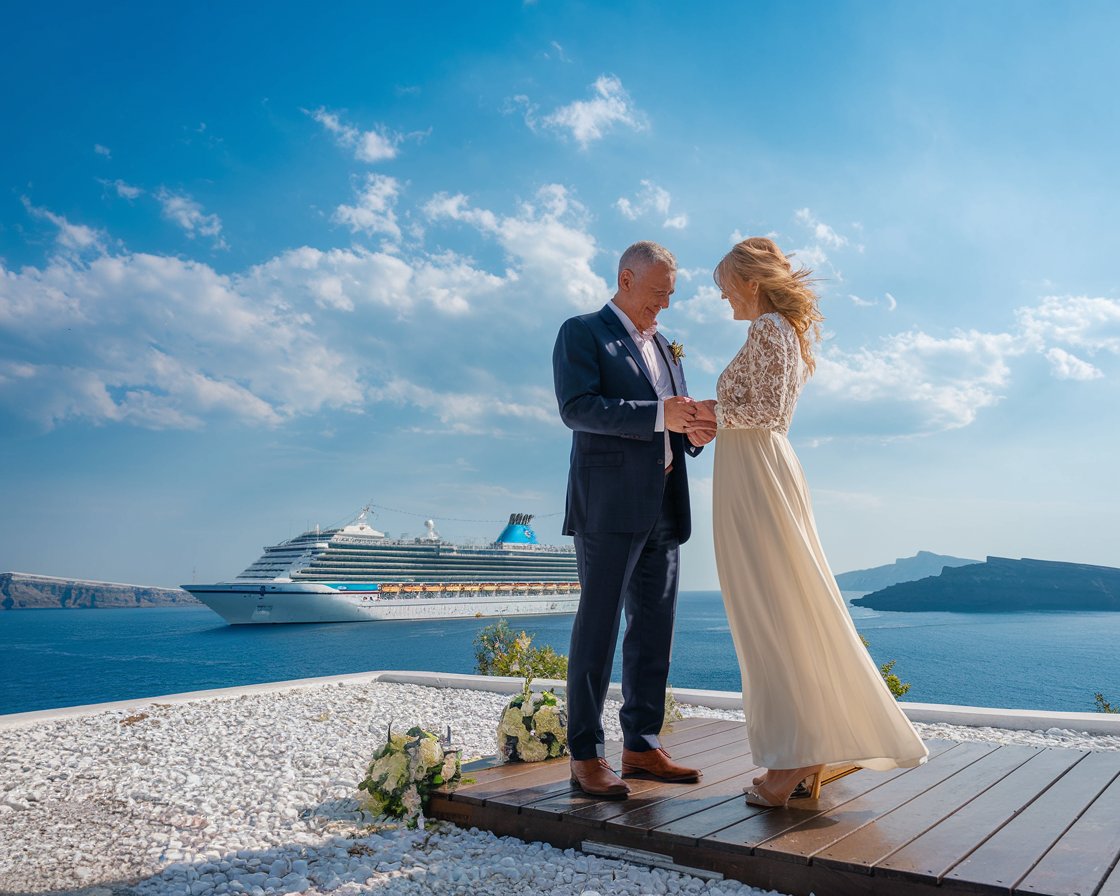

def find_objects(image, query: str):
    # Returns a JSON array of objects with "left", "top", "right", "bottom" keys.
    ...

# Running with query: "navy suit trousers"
[{"left": 567, "top": 487, "right": 681, "bottom": 760}]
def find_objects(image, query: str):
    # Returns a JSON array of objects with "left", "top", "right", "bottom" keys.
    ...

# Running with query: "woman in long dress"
[{"left": 709, "top": 237, "right": 928, "bottom": 808}]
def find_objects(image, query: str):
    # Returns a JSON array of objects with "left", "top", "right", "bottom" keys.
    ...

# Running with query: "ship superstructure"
[{"left": 184, "top": 509, "right": 580, "bottom": 624}]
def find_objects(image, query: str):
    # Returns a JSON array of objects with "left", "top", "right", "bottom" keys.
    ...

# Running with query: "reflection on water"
[{"left": 2, "top": 592, "right": 1119, "bottom": 716}]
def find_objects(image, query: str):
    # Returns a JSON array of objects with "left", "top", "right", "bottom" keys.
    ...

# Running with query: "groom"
[{"left": 553, "top": 240, "right": 716, "bottom": 798}]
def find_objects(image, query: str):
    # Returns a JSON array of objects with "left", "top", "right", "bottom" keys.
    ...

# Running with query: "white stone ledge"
[{"left": 3, "top": 669, "right": 1120, "bottom": 736}]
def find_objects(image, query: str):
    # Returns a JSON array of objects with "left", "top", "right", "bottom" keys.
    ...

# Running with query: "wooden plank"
[
  {"left": 601, "top": 748, "right": 761, "bottom": 832},
  {"left": 462, "top": 718, "right": 742, "bottom": 811},
  {"left": 562, "top": 736, "right": 757, "bottom": 826},
  {"left": 1014, "top": 761, "right": 1120, "bottom": 896},
  {"left": 560, "top": 739, "right": 761, "bottom": 828},
  {"left": 943, "top": 750, "right": 1120, "bottom": 894},
  {"left": 648, "top": 741, "right": 946, "bottom": 851},
  {"left": 518, "top": 721, "right": 749, "bottom": 822},
  {"left": 1098, "top": 861, "right": 1120, "bottom": 896},
  {"left": 448, "top": 716, "right": 719, "bottom": 795},
  {"left": 814, "top": 744, "right": 1041, "bottom": 875},
  {"left": 875, "top": 747, "right": 1086, "bottom": 885},
  {"left": 723, "top": 741, "right": 991, "bottom": 862}
]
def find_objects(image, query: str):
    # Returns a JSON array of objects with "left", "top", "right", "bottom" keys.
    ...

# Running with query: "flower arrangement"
[
  {"left": 497, "top": 685, "right": 568, "bottom": 763},
  {"left": 358, "top": 725, "right": 462, "bottom": 827},
  {"left": 669, "top": 340, "right": 686, "bottom": 364}
]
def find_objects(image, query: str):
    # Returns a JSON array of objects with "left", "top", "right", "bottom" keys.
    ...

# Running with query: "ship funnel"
[{"left": 495, "top": 513, "right": 538, "bottom": 545}]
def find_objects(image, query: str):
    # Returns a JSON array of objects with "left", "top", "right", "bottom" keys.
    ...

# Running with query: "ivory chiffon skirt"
[{"left": 713, "top": 428, "right": 928, "bottom": 771}]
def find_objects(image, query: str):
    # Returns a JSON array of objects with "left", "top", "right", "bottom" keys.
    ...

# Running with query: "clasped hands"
[{"left": 665, "top": 396, "right": 717, "bottom": 447}]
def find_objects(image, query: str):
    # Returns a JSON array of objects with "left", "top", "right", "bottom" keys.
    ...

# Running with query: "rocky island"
[
  {"left": 0, "top": 572, "right": 199, "bottom": 609},
  {"left": 835, "top": 550, "right": 978, "bottom": 591},
  {"left": 851, "top": 556, "right": 1120, "bottom": 612}
]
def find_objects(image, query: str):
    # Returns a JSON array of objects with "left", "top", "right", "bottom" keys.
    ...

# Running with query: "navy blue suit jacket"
[{"left": 553, "top": 304, "right": 701, "bottom": 542}]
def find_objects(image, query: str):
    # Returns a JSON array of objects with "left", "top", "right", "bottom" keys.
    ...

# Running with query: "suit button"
[{"left": 656, "top": 457, "right": 663, "bottom": 464}]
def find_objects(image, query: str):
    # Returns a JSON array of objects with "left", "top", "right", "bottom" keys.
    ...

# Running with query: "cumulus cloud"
[
  {"left": 94, "top": 144, "right": 111, "bottom": 158},
  {"left": 246, "top": 244, "right": 503, "bottom": 316},
  {"left": 308, "top": 107, "right": 400, "bottom": 163},
  {"left": 378, "top": 377, "right": 556, "bottom": 435},
  {"left": 616, "top": 180, "right": 688, "bottom": 230},
  {"left": 0, "top": 245, "right": 364, "bottom": 430},
  {"left": 1017, "top": 295, "right": 1120, "bottom": 354},
  {"left": 156, "top": 189, "right": 225, "bottom": 247},
  {"left": 333, "top": 174, "right": 402, "bottom": 240},
  {"left": 813, "top": 329, "right": 1022, "bottom": 435},
  {"left": 795, "top": 208, "right": 849, "bottom": 249},
  {"left": 541, "top": 75, "right": 646, "bottom": 148},
  {"left": 21, "top": 199, "right": 106, "bottom": 253},
  {"left": 107, "top": 179, "right": 142, "bottom": 200},
  {"left": 1045, "top": 347, "right": 1102, "bottom": 381},
  {"left": 425, "top": 184, "right": 607, "bottom": 307}
]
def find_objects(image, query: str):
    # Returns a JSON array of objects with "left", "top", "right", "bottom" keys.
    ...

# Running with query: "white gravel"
[{"left": 0, "top": 681, "right": 1117, "bottom": 896}]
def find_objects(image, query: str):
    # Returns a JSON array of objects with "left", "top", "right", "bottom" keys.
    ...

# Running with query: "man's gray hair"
[{"left": 618, "top": 241, "right": 677, "bottom": 279}]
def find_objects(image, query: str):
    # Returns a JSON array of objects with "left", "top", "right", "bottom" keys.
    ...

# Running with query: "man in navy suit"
[{"left": 553, "top": 240, "right": 716, "bottom": 798}]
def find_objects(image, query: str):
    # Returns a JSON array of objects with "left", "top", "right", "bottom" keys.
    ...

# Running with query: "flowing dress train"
[{"left": 713, "top": 313, "right": 928, "bottom": 771}]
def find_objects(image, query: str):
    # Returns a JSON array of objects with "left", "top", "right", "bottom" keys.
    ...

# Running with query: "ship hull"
[{"left": 183, "top": 583, "right": 580, "bottom": 624}]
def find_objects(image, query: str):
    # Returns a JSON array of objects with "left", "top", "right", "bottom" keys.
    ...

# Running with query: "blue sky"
[{"left": 2, "top": 2, "right": 1119, "bottom": 590}]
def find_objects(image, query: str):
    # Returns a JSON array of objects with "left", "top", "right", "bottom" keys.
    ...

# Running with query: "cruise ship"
[{"left": 183, "top": 509, "right": 580, "bottom": 624}]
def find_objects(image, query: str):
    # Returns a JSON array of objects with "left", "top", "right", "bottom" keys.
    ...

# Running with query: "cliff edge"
[{"left": 0, "top": 572, "right": 200, "bottom": 609}]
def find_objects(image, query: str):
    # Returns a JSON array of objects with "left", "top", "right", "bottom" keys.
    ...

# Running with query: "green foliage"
[
  {"left": 661, "top": 684, "right": 685, "bottom": 734},
  {"left": 861, "top": 635, "right": 911, "bottom": 700},
  {"left": 1094, "top": 693, "right": 1118, "bottom": 713},
  {"left": 474, "top": 618, "right": 569, "bottom": 683}
]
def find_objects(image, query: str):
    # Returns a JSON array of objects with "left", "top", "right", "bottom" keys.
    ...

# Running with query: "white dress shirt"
[{"left": 609, "top": 301, "right": 675, "bottom": 470}]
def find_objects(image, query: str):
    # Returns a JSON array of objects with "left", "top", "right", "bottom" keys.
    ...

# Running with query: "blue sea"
[{"left": 2, "top": 592, "right": 1119, "bottom": 716}]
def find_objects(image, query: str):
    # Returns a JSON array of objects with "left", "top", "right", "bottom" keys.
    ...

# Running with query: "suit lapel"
[
  {"left": 654, "top": 333, "right": 682, "bottom": 396},
  {"left": 599, "top": 305, "right": 656, "bottom": 390}
]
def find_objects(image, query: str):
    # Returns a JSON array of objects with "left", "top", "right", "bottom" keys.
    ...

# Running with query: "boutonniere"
[{"left": 669, "top": 340, "right": 685, "bottom": 365}]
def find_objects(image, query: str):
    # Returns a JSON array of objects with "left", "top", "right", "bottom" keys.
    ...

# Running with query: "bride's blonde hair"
[{"left": 714, "top": 237, "right": 823, "bottom": 375}]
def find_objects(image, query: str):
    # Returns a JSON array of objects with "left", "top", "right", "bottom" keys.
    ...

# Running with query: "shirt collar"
[{"left": 608, "top": 300, "right": 658, "bottom": 342}]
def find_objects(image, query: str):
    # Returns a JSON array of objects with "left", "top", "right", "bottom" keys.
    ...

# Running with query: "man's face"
[{"left": 616, "top": 262, "right": 676, "bottom": 332}]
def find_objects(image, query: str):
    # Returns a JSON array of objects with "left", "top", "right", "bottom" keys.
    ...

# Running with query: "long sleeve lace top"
[{"left": 716, "top": 312, "right": 805, "bottom": 433}]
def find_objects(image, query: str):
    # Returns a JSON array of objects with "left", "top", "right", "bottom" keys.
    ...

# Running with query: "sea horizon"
[{"left": 3, "top": 591, "right": 1119, "bottom": 718}]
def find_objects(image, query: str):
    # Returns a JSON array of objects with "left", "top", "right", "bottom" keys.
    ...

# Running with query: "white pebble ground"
[{"left": 1, "top": 682, "right": 1117, "bottom": 896}]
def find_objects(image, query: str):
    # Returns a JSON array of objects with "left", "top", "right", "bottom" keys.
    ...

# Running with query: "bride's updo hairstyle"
[{"left": 715, "top": 237, "right": 824, "bottom": 375}]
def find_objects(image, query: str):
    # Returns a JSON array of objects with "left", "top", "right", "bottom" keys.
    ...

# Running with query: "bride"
[{"left": 706, "top": 237, "right": 928, "bottom": 807}]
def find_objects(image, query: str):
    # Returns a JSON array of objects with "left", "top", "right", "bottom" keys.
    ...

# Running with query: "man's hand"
[
  {"left": 664, "top": 396, "right": 698, "bottom": 433},
  {"left": 686, "top": 399, "right": 717, "bottom": 446}
]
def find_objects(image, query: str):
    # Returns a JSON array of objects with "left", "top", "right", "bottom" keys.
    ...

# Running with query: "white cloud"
[
  {"left": 675, "top": 284, "right": 725, "bottom": 324},
  {"left": 308, "top": 107, "right": 400, "bottom": 163},
  {"left": 616, "top": 180, "right": 687, "bottom": 230},
  {"left": 848, "top": 294, "right": 875, "bottom": 307},
  {"left": 1017, "top": 295, "right": 1120, "bottom": 354},
  {"left": 885, "top": 292, "right": 898, "bottom": 311},
  {"left": 333, "top": 174, "right": 402, "bottom": 240},
  {"left": 542, "top": 75, "right": 646, "bottom": 148},
  {"left": 99, "top": 178, "right": 142, "bottom": 200},
  {"left": 246, "top": 243, "right": 504, "bottom": 317},
  {"left": 21, "top": 199, "right": 105, "bottom": 253},
  {"left": 379, "top": 377, "right": 556, "bottom": 435},
  {"left": 813, "top": 329, "right": 1022, "bottom": 435},
  {"left": 0, "top": 231, "right": 367, "bottom": 429},
  {"left": 795, "top": 208, "right": 849, "bottom": 249},
  {"left": 1045, "top": 347, "right": 1103, "bottom": 381},
  {"left": 425, "top": 184, "right": 607, "bottom": 307},
  {"left": 94, "top": 144, "right": 111, "bottom": 158},
  {"left": 156, "top": 189, "right": 226, "bottom": 247}
]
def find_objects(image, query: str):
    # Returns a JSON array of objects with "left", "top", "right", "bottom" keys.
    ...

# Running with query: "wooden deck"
[{"left": 430, "top": 717, "right": 1120, "bottom": 896}]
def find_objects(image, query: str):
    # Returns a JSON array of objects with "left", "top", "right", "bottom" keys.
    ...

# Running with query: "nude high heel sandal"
[{"left": 744, "top": 764, "right": 826, "bottom": 807}]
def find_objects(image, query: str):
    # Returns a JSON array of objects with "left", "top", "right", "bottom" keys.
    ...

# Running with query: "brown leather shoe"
[
  {"left": 621, "top": 747, "right": 702, "bottom": 782},
  {"left": 569, "top": 758, "right": 631, "bottom": 799}
]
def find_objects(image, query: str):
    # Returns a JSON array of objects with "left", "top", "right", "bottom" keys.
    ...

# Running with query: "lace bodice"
[{"left": 716, "top": 312, "right": 805, "bottom": 433}]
